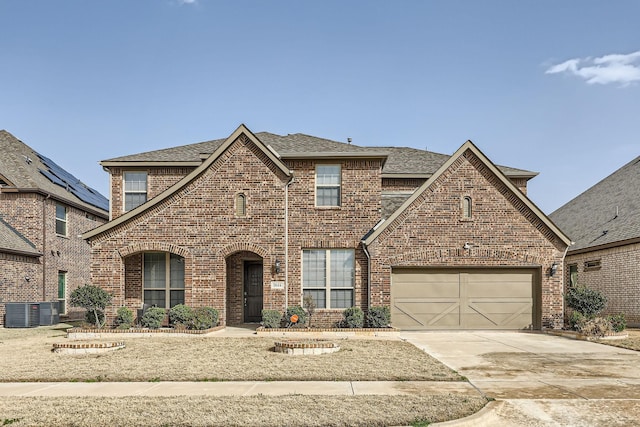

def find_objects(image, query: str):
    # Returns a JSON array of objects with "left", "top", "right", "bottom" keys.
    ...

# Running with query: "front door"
[{"left": 244, "top": 262, "right": 263, "bottom": 322}]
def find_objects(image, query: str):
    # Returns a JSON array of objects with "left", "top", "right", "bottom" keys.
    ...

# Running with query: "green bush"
[
  {"left": 141, "top": 307, "right": 166, "bottom": 329},
  {"left": 114, "top": 307, "right": 134, "bottom": 329},
  {"left": 284, "top": 306, "right": 307, "bottom": 327},
  {"left": 608, "top": 313, "right": 626, "bottom": 332},
  {"left": 366, "top": 306, "right": 390, "bottom": 328},
  {"left": 341, "top": 306, "right": 364, "bottom": 328},
  {"left": 261, "top": 309, "right": 282, "bottom": 328},
  {"left": 85, "top": 310, "right": 105, "bottom": 328},
  {"left": 568, "top": 311, "right": 585, "bottom": 330},
  {"left": 565, "top": 285, "right": 607, "bottom": 318},
  {"left": 69, "top": 284, "right": 113, "bottom": 328},
  {"left": 189, "top": 307, "right": 219, "bottom": 330},
  {"left": 168, "top": 304, "right": 194, "bottom": 328}
]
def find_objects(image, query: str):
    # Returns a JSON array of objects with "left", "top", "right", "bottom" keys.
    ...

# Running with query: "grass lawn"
[
  {"left": 596, "top": 328, "right": 640, "bottom": 351},
  {"left": 0, "top": 325, "right": 487, "bottom": 426}
]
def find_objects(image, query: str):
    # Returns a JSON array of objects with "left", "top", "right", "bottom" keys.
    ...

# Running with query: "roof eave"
[
  {"left": 567, "top": 236, "right": 640, "bottom": 256},
  {"left": 2, "top": 187, "right": 108, "bottom": 219},
  {"left": 100, "top": 161, "right": 203, "bottom": 168},
  {"left": 0, "top": 247, "right": 42, "bottom": 257}
]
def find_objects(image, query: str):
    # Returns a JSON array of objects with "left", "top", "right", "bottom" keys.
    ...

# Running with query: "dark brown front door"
[{"left": 244, "top": 262, "right": 263, "bottom": 323}]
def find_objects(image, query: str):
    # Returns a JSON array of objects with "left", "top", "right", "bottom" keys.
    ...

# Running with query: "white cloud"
[
  {"left": 178, "top": 0, "right": 197, "bottom": 4},
  {"left": 545, "top": 50, "right": 640, "bottom": 86}
]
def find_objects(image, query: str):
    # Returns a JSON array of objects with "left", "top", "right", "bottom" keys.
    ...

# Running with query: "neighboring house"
[
  {"left": 549, "top": 156, "right": 640, "bottom": 326},
  {"left": 0, "top": 130, "right": 109, "bottom": 325},
  {"left": 83, "top": 124, "right": 570, "bottom": 330}
]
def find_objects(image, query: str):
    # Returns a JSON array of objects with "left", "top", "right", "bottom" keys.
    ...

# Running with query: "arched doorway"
[{"left": 226, "top": 251, "right": 264, "bottom": 324}]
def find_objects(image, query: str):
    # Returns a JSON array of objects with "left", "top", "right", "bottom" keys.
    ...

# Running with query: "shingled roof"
[
  {"left": 0, "top": 130, "right": 109, "bottom": 216},
  {"left": 549, "top": 156, "right": 640, "bottom": 253},
  {"left": 101, "top": 130, "right": 537, "bottom": 179},
  {"left": 0, "top": 215, "right": 41, "bottom": 257}
]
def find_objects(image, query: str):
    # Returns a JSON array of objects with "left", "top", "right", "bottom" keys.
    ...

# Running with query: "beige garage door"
[{"left": 391, "top": 268, "right": 535, "bottom": 330}]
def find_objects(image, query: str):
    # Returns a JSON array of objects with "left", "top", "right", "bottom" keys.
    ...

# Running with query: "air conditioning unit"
[
  {"left": 5, "top": 303, "right": 40, "bottom": 328},
  {"left": 39, "top": 302, "right": 60, "bottom": 326}
]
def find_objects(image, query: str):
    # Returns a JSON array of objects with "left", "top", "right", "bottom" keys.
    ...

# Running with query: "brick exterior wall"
[
  {"left": 565, "top": 242, "right": 640, "bottom": 326},
  {"left": 0, "top": 192, "right": 106, "bottom": 325},
  {"left": 90, "top": 133, "right": 563, "bottom": 329},
  {"left": 367, "top": 151, "right": 566, "bottom": 329}
]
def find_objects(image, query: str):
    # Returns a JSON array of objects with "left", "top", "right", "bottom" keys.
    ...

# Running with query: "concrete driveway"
[{"left": 401, "top": 331, "right": 640, "bottom": 426}]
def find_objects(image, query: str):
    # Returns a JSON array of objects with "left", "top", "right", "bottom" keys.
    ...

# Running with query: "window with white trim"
[
  {"left": 55, "top": 203, "right": 67, "bottom": 236},
  {"left": 462, "top": 196, "right": 472, "bottom": 219},
  {"left": 143, "top": 252, "right": 185, "bottom": 308},
  {"left": 124, "top": 171, "right": 147, "bottom": 211},
  {"left": 316, "top": 165, "right": 341, "bottom": 207},
  {"left": 303, "top": 249, "right": 354, "bottom": 309}
]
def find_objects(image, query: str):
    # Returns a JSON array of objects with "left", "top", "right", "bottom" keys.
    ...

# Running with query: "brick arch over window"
[
  {"left": 386, "top": 248, "right": 545, "bottom": 267},
  {"left": 220, "top": 242, "right": 269, "bottom": 259},
  {"left": 117, "top": 242, "right": 191, "bottom": 259}
]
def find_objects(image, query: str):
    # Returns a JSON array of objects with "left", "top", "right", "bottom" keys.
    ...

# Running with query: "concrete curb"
[{"left": 430, "top": 400, "right": 503, "bottom": 426}]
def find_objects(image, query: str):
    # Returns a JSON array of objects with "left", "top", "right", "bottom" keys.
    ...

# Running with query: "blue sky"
[{"left": 1, "top": 0, "right": 638, "bottom": 214}]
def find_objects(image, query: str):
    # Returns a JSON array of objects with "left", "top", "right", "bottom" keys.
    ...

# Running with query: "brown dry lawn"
[
  {"left": 596, "top": 328, "right": 640, "bottom": 351},
  {"left": 0, "top": 325, "right": 486, "bottom": 426}
]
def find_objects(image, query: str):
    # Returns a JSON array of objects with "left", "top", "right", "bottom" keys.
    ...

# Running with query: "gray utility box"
[
  {"left": 39, "top": 302, "right": 60, "bottom": 326},
  {"left": 5, "top": 303, "right": 40, "bottom": 328}
]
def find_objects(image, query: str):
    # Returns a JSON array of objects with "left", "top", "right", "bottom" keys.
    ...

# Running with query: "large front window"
[
  {"left": 303, "top": 249, "right": 354, "bottom": 309},
  {"left": 316, "top": 165, "right": 341, "bottom": 207},
  {"left": 124, "top": 171, "right": 147, "bottom": 211},
  {"left": 143, "top": 253, "right": 184, "bottom": 308}
]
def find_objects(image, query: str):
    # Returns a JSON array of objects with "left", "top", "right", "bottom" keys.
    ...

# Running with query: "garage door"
[{"left": 391, "top": 268, "right": 535, "bottom": 330}]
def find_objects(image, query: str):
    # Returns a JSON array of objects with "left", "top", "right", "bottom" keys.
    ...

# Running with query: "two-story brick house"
[
  {"left": 0, "top": 130, "right": 109, "bottom": 325},
  {"left": 83, "top": 125, "right": 570, "bottom": 329}
]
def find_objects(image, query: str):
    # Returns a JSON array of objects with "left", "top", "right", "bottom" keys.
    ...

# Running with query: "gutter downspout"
[
  {"left": 559, "top": 242, "right": 573, "bottom": 322},
  {"left": 284, "top": 175, "right": 294, "bottom": 310},
  {"left": 362, "top": 241, "right": 371, "bottom": 312}
]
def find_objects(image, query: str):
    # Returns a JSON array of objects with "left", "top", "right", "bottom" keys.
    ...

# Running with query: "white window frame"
[
  {"left": 142, "top": 252, "right": 185, "bottom": 308},
  {"left": 315, "top": 164, "right": 341, "bottom": 207},
  {"left": 302, "top": 249, "right": 355, "bottom": 309},
  {"left": 123, "top": 171, "right": 148, "bottom": 212},
  {"left": 55, "top": 203, "right": 67, "bottom": 236}
]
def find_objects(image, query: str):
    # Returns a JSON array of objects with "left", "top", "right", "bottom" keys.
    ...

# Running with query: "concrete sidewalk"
[{"left": 0, "top": 380, "right": 479, "bottom": 397}]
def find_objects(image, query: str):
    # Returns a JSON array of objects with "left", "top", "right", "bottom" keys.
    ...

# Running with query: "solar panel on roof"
[{"left": 36, "top": 153, "right": 109, "bottom": 211}]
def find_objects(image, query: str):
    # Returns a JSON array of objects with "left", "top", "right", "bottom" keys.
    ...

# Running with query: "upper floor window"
[
  {"left": 236, "top": 193, "right": 246, "bottom": 217},
  {"left": 462, "top": 196, "right": 472, "bottom": 219},
  {"left": 316, "top": 165, "right": 341, "bottom": 207},
  {"left": 124, "top": 171, "right": 147, "bottom": 211},
  {"left": 143, "top": 252, "right": 185, "bottom": 308},
  {"left": 55, "top": 203, "right": 67, "bottom": 236},
  {"left": 303, "top": 249, "right": 354, "bottom": 309}
]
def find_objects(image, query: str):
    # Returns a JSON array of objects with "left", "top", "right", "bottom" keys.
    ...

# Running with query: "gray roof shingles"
[
  {"left": 0, "top": 130, "right": 108, "bottom": 215},
  {"left": 0, "top": 215, "right": 41, "bottom": 256},
  {"left": 103, "top": 131, "right": 537, "bottom": 177},
  {"left": 549, "top": 156, "right": 640, "bottom": 252}
]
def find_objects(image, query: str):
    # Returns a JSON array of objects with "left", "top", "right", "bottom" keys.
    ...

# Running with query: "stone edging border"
[
  {"left": 256, "top": 326, "right": 399, "bottom": 336},
  {"left": 543, "top": 329, "right": 629, "bottom": 341},
  {"left": 66, "top": 325, "right": 224, "bottom": 339},
  {"left": 52, "top": 341, "right": 126, "bottom": 354}
]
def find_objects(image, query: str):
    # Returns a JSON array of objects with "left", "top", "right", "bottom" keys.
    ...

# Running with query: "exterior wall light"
[
  {"left": 274, "top": 259, "right": 282, "bottom": 274},
  {"left": 550, "top": 262, "right": 558, "bottom": 277}
]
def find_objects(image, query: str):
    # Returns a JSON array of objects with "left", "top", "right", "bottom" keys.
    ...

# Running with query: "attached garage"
[{"left": 391, "top": 268, "right": 539, "bottom": 330}]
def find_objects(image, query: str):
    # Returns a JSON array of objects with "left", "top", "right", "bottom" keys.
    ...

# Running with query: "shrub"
[
  {"left": 189, "top": 307, "right": 219, "bottom": 330},
  {"left": 168, "top": 304, "right": 194, "bottom": 328},
  {"left": 608, "top": 313, "right": 626, "bottom": 333},
  {"left": 141, "top": 307, "right": 166, "bottom": 329},
  {"left": 341, "top": 306, "right": 364, "bottom": 328},
  {"left": 85, "top": 310, "right": 105, "bottom": 328},
  {"left": 568, "top": 311, "right": 585, "bottom": 330},
  {"left": 303, "top": 294, "right": 316, "bottom": 328},
  {"left": 114, "top": 307, "right": 134, "bottom": 329},
  {"left": 576, "top": 316, "right": 612, "bottom": 338},
  {"left": 565, "top": 285, "right": 607, "bottom": 318},
  {"left": 69, "top": 284, "right": 113, "bottom": 328},
  {"left": 366, "top": 306, "right": 391, "bottom": 328},
  {"left": 261, "top": 309, "right": 282, "bottom": 328},
  {"left": 284, "top": 306, "right": 307, "bottom": 327}
]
